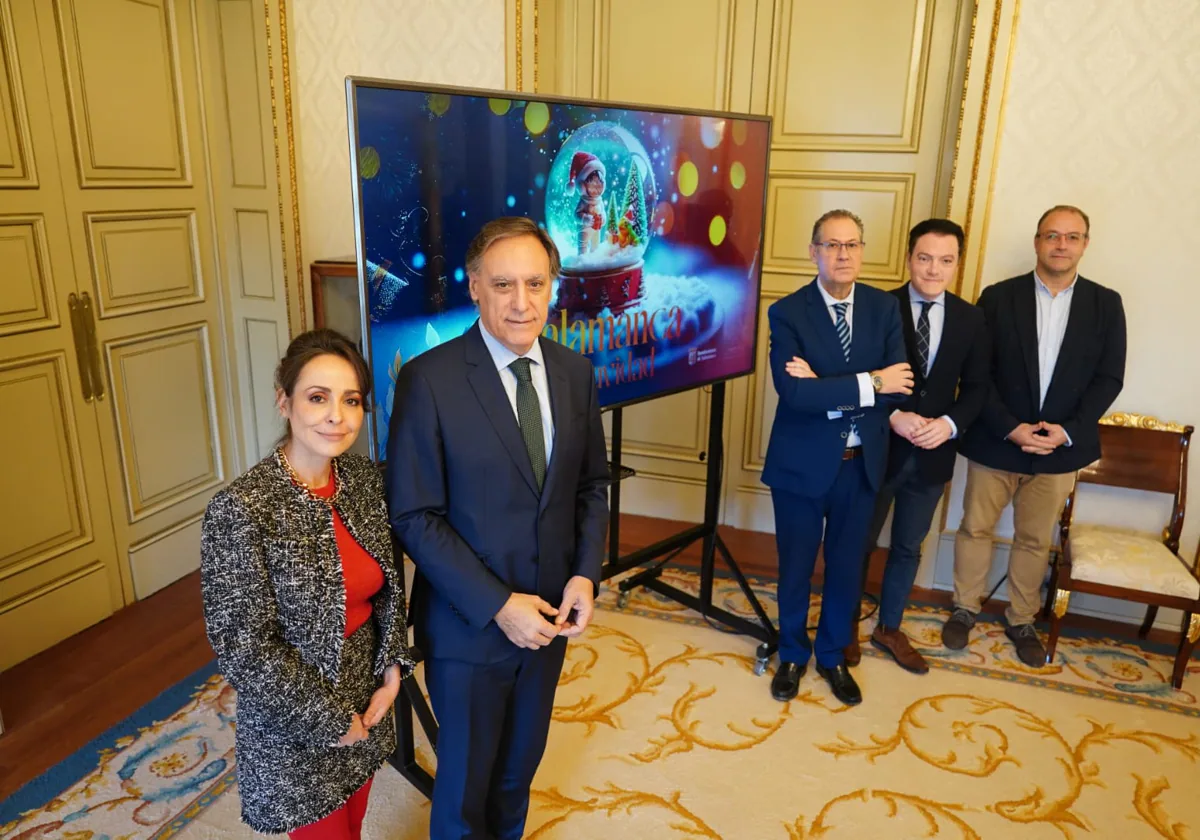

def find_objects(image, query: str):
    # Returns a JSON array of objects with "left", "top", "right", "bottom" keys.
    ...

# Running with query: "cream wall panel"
[
  {"left": 106, "top": 324, "right": 221, "bottom": 521},
  {"left": 0, "top": 0, "right": 126, "bottom": 669},
  {"left": 0, "top": 215, "right": 54, "bottom": 332},
  {"left": 0, "top": 562, "right": 111, "bottom": 670},
  {"left": 0, "top": 355, "right": 81, "bottom": 569},
  {"left": 770, "top": 0, "right": 932, "bottom": 151},
  {"left": 128, "top": 514, "right": 202, "bottom": 599},
  {"left": 596, "top": 0, "right": 738, "bottom": 110},
  {"left": 934, "top": 0, "right": 1200, "bottom": 631},
  {"left": 764, "top": 172, "right": 913, "bottom": 284},
  {"left": 245, "top": 316, "right": 283, "bottom": 457},
  {"left": 86, "top": 211, "right": 202, "bottom": 317},
  {"left": 196, "top": 0, "right": 289, "bottom": 468},
  {"left": 235, "top": 209, "right": 275, "bottom": 300},
  {"left": 216, "top": 0, "right": 266, "bottom": 189},
  {"left": 56, "top": 0, "right": 187, "bottom": 184},
  {"left": 0, "top": 16, "right": 34, "bottom": 184},
  {"left": 291, "top": 0, "right": 506, "bottom": 264}
]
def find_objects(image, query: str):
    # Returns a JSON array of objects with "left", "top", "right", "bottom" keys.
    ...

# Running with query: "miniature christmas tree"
[
  {"left": 606, "top": 193, "right": 621, "bottom": 243},
  {"left": 622, "top": 162, "right": 648, "bottom": 246}
]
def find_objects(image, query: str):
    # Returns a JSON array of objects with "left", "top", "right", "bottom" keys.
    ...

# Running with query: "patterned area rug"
[{"left": 5, "top": 569, "right": 1199, "bottom": 839}]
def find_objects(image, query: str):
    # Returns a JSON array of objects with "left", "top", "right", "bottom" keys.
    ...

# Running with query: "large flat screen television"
[{"left": 346, "top": 79, "right": 771, "bottom": 456}]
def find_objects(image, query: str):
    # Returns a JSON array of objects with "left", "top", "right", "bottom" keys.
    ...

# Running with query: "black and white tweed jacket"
[{"left": 200, "top": 448, "right": 414, "bottom": 754}]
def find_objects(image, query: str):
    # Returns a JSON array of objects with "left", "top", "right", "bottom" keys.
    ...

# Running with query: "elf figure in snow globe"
[
  {"left": 570, "top": 151, "right": 607, "bottom": 255},
  {"left": 546, "top": 121, "right": 657, "bottom": 317}
]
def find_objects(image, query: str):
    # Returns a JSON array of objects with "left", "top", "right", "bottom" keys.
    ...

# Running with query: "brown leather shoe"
[
  {"left": 870, "top": 625, "right": 929, "bottom": 674},
  {"left": 844, "top": 635, "right": 862, "bottom": 667}
]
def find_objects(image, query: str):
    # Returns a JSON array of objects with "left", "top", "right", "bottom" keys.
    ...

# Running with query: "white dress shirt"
[
  {"left": 478, "top": 321, "right": 555, "bottom": 463},
  {"left": 1033, "top": 271, "right": 1077, "bottom": 410},
  {"left": 907, "top": 285, "right": 958, "bottom": 439},
  {"left": 816, "top": 281, "right": 875, "bottom": 447}
]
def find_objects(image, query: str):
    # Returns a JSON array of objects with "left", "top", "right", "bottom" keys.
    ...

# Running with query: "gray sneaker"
[
  {"left": 1005, "top": 623, "right": 1046, "bottom": 667},
  {"left": 942, "top": 608, "right": 976, "bottom": 650}
]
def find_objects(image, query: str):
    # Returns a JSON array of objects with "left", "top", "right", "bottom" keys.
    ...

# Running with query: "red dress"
[
  {"left": 288, "top": 472, "right": 385, "bottom": 840},
  {"left": 311, "top": 474, "right": 384, "bottom": 637}
]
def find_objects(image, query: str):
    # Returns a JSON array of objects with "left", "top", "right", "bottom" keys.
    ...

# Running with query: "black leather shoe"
[
  {"left": 770, "top": 661, "right": 806, "bottom": 701},
  {"left": 816, "top": 662, "right": 863, "bottom": 706}
]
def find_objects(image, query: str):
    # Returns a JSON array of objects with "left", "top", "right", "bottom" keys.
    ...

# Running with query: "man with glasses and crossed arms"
[
  {"left": 942, "top": 205, "right": 1126, "bottom": 667},
  {"left": 762, "top": 209, "right": 913, "bottom": 706}
]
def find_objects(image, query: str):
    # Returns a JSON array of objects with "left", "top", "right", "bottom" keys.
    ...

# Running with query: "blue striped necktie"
[{"left": 833, "top": 302, "right": 856, "bottom": 439}]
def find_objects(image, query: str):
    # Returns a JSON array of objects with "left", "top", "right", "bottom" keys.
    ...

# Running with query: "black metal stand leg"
[
  {"left": 388, "top": 662, "right": 436, "bottom": 800},
  {"left": 608, "top": 383, "right": 779, "bottom": 672}
]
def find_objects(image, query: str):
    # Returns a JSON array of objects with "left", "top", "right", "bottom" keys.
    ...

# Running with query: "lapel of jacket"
[
  {"left": 538, "top": 339, "right": 571, "bottom": 511},
  {"left": 1012, "top": 273, "right": 1042, "bottom": 408},
  {"left": 804, "top": 279, "right": 851, "bottom": 374},
  {"left": 1044, "top": 276, "right": 1091, "bottom": 403},
  {"left": 464, "top": 323, "right": 540, "bottom": 497}
]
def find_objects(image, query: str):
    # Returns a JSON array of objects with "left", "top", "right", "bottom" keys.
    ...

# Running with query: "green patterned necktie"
[{"left": 509, "top": 358, "right": 546, "bottom": 490}]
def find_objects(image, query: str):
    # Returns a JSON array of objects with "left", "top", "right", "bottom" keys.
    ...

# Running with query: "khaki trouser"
[{"left": 953, "top": 461, "right": 1077, "bottom": 626}]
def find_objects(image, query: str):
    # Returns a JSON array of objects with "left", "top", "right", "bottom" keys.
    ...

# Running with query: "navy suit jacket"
[
  {"left": 386, "top": 323, "right": 610, "bottom": 664},
  {"left": 886, "top": 283, "right": 990, "bottom": 485},
  {"left": 761, "top": 279, "right": 907, "bottom": 497}
]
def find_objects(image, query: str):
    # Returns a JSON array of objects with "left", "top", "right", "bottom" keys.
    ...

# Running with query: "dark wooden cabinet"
[{"left": 310, "top": 257, "right": 362, "bottom": 344}]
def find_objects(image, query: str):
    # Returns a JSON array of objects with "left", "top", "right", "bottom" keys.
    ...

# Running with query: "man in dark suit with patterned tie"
[
  {"left": 761, "top": 209, "right": 913, "bottom": 706},
  {"left": 843, "top": 219, "right": 989, "bottom": 674},
  {"left": 387, "top": 217, "right": 610, "bottom": 839}
]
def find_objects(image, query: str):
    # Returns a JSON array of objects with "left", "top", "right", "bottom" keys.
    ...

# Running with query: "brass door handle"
[
  {"left": 68, "top": 293, "right": 95, "bottom": 402},
  {"left": 79, "top": 292, "right": 105, "bottom": 401}
]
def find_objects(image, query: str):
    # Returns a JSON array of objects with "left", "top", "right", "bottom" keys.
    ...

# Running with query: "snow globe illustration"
[{"left": 546, "top": 121, "right": 656, "bottom": 316}]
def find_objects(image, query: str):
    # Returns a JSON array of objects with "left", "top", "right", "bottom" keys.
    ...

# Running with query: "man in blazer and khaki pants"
[{"left": 942, "top": 205, "right": 1126, "bottom": 666}]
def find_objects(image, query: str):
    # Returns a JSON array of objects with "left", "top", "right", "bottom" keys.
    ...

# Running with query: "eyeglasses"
[
  {"left": 815, "top": 240, "right": 865, "bottom": 254},
  {"left": 1038, "top": 232, "right": 1087, "bottom": 244}
]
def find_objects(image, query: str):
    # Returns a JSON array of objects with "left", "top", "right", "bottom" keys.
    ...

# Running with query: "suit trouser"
[
  {"left": 425, "top": 637, "right": 568, "bottom": 840},
  {"left": 953, "top": 460, "right": 1076, "bottom": 626},
  {"left": 772, "top": 455, "right": 875, "bottom": 668},
  {"left": 863, "top": 453, "right": 946, "bottom": 629}
]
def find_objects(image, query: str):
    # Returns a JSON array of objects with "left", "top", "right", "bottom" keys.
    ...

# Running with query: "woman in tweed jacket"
[{"left": 200, "top": 329, "right": 414, "bottom": 838}]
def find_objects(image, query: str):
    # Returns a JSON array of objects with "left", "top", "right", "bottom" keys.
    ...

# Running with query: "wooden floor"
[{"left": 0, "top": 513, "right": 1184, "bottom": 801}]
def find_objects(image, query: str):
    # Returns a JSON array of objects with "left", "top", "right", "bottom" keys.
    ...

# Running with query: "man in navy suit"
[
  {"left": 762, "top": 209, "right": 913, "bottom": 706},
  {"left": 843, "top": 219, "right": 989, "bottom": 674},
  {"left": 387, "top": 217, "right": 609, "bottom": 840}
]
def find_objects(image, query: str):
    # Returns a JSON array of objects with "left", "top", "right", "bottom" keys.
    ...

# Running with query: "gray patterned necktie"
[
  {"left": 833, "top": 302, "right": 856, "bottom": 439},
  {"left": 509, "top": 358, "right": 546, "bottom": 490},
  {"left": 916, "top": 301, "right": 933, "bottom": 375}
]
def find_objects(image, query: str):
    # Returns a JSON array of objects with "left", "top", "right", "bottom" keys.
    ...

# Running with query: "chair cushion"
[{"left": 1068, "top": 524, "right": 1200, "bottom": 599}]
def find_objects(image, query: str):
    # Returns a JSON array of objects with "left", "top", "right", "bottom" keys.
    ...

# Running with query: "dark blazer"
[
  {"left": 886, "top": 283, "right": 990, "bottom": 485},
  {"left": 200, "top": 451, "right": 414, "bottom": 832},
  {"left": 960, "top": 272, "right": 1126, "bottom": 475},
  {"left": 386, "top": 322, "right": 610, "bottom": 665},
  {"left": 762, "top": 279, "right": 908, "bottom": 496}
]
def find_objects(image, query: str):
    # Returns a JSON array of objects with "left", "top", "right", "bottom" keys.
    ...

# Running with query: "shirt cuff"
[
  {"left": 856, "top": 373, "right": 875, "bottom": 408},
  {"left": 941, "top": 415, "right": 958, "bottom": 439},
  {"left": 1064, "top": 428, "right": 1073, "bottom": 447}
]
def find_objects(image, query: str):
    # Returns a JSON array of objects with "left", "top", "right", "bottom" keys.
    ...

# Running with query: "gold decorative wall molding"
[
  {"left": 945, "top": 0, "right": 1021, "bottom": 302},
  {"left": 263, "top": 0, "right": 304, "bottom": 334},
  {"left": 506, "top": 0, "right": 540, "bottom": 92}
]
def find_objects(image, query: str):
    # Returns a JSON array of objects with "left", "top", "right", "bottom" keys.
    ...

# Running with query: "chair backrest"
[{"left": 1074, "top": 413, "right": 1194, "bottom": 549}]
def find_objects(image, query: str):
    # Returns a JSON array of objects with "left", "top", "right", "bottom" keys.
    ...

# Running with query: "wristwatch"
[{"left": 871, "top": 373, "right": 884, "bottom": 393}]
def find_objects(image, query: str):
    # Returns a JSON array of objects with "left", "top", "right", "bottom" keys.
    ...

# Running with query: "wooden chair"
[{"left": 1045, "top": 414, "right": 1199, "bottom": 689}]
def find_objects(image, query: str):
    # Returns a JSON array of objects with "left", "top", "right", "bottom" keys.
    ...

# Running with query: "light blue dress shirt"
[
  {"left": 478, "top": 321, "right": 555, "bottom": 463},
  {"left": 1033, "top": 272, "right": 1076, "bottom": 410}
]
